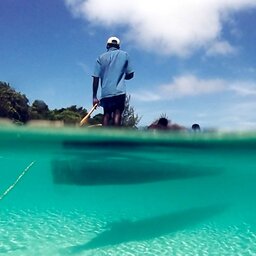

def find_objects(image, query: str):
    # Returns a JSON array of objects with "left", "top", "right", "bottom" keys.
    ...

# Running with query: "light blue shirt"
[{"left": 93, "top": 47, "right": 133, "bottom": 99}]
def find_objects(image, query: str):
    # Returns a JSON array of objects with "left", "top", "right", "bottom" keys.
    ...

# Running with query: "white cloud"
[
  {"left": 230, "top": 82, "right": 256, "bottom": 96},
  {"left": 132, "top": 74, "right": 256, "bottom": 101},
  {"left": 160, "top": 75, "right": 226, "bottom": 98},
  {"left": 131, "top": 91, "right": 161, "bottom": 102},
  {"left": 206, "top": 40, "right": 237, "bottom": 56},
  {"left": 133, "top": 75, "right": 226, "bottom": 101},
  {"left": 218, "top": 100, "right": 256, "bottom": 131},
  {"left": 64, "top": 0, "right": 256, "bottom": 57}
]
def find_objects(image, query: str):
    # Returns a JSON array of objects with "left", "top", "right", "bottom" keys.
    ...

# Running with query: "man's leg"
[
  {"left": 113, "top": 94, "right": 126, "bottom": 126},
  {"left": 103, "top": 112, "right": 110, "bottom": 126},
  {"left": 102, "top": 97, "right": 112, "bottom": 126},
  {"left": 113, "top": 109, "right": 122, "bottom": 126}
]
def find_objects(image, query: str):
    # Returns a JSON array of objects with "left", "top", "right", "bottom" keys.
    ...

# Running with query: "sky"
[{"left": 1, "top": 0, "right": 256, "bottom": 130}]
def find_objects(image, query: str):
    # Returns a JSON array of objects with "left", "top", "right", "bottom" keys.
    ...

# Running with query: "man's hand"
[{"left": 93, "top": 97, "right": 100, "bottom": 107}]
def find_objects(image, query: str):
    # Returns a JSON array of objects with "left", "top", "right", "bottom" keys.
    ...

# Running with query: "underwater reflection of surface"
[{"left": 65, "top": 204, "right": 227, "bottom": 254}]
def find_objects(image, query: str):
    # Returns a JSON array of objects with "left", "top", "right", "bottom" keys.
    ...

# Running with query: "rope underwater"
[{"left": 0, "top": 161, "right": 35, "bottom": 201}]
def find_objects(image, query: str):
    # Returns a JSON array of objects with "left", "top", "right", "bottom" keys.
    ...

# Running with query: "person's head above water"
[
  {"left": 192, "top": 123, "right": 200, "bottom": 131},
  {"left": 106, "top": 36, "right": 120, "bottom": 49},
  {"left": 157, "top": 117, "right": 169, "bottom": 127}
]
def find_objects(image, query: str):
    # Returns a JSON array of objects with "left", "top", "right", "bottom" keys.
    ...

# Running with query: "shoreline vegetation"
[
  {"left": 0, "top": 81, "right": 206, "bottom": 132},
  {"left": 0, "top": 81, "right": 140, "bottom": 128}
]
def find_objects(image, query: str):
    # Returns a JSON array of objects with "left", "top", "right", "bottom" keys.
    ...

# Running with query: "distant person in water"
[
  {"left": 92, "top": 36, "right": 134, "bottom": 126},
  {"left": 192, "top": 123, "right": 201, "bottom": 132},
  {"left": 148, "top": 117, "right": 185, "bottom": 131}
]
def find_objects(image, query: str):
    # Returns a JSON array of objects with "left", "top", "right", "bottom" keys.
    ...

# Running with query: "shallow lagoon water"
[{"left": 0, "top": 126, "right": 256, "bottom": 255}]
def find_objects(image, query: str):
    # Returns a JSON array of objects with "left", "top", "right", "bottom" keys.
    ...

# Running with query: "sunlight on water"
[{"left": 0, "top": 126, "right": 256, "bottom": 255}]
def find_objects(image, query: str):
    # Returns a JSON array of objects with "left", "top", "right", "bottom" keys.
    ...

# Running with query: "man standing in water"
[{"left": 92, "top": 36, "right": 134, "bottom": 126}]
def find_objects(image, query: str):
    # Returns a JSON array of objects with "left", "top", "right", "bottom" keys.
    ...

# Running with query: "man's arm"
[{"left": 92, "top": 76, "right": 100, "bottom": 106}]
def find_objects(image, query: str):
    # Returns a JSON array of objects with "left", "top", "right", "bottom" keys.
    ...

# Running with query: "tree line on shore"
[{"left": 0, "top": 81, "right": 140, "bottom": 127}]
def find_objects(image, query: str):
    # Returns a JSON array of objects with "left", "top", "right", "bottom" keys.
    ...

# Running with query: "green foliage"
[
  {"left": 0, "top": 81, "right": 30, "bottom": 123},
  {"left": 29, "top": 100, "right": 50, "bottom": 120},
  {"left": 53, "top": 109, "right": 81, "bottom": 125},
  {"left": 66, "top": 105, "right": 87, "bottom": 117},
  {"left": 48, "top": 106, "right": 84, "bottom": 125},
  {"left": 122, "top": 95, "right": 141, "bottom": 128},
  {"left": 88, "top": 113, "right": 103, "bottom": 125}
]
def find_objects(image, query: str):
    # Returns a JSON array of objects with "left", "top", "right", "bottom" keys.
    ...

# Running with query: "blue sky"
[{"left": 1, "top": 0, "right": 256, "bottom": 130}]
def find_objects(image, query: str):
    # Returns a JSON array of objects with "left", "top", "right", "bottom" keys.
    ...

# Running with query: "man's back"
[{"left": 94, "top": 47, "right": 133, "bottom": 98}]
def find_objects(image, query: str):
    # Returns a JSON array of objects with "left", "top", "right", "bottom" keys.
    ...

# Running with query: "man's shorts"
[{"left": 100, "top": 94, "right": 126, "bottom": 114}]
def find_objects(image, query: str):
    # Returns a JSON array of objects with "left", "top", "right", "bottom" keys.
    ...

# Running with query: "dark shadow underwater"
[
  {"left": 63, "top": 204, "right": 228, "bottom": 254},
  {"left": 52, "top": 159, "right": 223, "bottom": 186}
]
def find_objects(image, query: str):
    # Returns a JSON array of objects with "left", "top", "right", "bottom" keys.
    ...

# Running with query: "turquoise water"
[{"left": 0, "top": 126, "right": 256, "bottom": 255}]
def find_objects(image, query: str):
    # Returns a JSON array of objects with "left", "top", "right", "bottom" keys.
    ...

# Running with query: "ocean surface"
[{"left": 0, "top": 125, "right": 256, "bottom": 255}]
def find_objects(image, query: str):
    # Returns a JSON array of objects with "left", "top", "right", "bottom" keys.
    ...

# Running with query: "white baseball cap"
[{"left": 107, "top": 36, "right": 120, "bottom": 45}]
